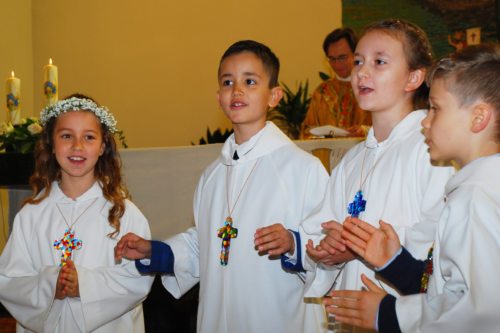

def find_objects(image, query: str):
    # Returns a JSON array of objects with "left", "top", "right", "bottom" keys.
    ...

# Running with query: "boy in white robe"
[
  {"left": 115, "top": 40, "right": 329, "bottom": 333},
  {"left": 327, "top": 43, "right": 500, "bottom": 332},
  {"left": 0, "top": 95, "right": 154, "bottom": 332}
]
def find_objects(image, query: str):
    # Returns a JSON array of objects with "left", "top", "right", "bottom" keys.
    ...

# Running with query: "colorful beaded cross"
[
  {"left": 54, "top": 229, "right": 82, "bottom": 266},
  {"left": 348, "top": 190, "right": 366, "bottom": 217},
  {"left": 420, "top": 245, "right": 434, "bottom": 293},
  {"left": 217, "top": 217, "right": 238, "bottom": 266}
]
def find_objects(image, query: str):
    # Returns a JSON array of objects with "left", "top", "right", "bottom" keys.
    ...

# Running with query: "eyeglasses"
[{"left": 327, "top": 55, "right": 349, "bottom": 63}]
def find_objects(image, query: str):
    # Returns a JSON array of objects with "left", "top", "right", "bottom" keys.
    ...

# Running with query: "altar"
[{"left": 0, "top": 137, "right": 360, "bottom": 251}]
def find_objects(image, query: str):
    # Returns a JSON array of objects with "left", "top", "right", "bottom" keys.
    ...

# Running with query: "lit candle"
[
  {"left": 5, "top": 71, "right": 21, "bottom": 124},
  {"left": 43, "top": 58, "right": 58, "bottom": 106}
]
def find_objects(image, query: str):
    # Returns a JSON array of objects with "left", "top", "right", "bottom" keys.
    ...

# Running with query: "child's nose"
[
  {"left": 232, "top": 83, "right": 244, "bottom": 96},
  {"left": 356, "top": 63, "right": 369, "bottom": 79}
]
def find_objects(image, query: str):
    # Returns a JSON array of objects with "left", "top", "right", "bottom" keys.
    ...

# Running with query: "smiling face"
[
  {"left": 422, "top": 78, "right": 472, "bottom": 166},
  {"left": 53, "top": 111, "right": 105, "bottom": 187},
  {"left": 217, "top": 51, "right": 281, "bottom": 142},
  {"left": 351, "top": 31, "right": 417, "bottom": 116}
]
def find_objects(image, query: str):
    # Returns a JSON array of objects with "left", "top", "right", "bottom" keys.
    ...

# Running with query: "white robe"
[
  {"left": 162, "top": 122, "right": 330, "bottom": 333},
  {"left": 0, "top": 182, "right": 154, "bottom": 333},
  {"left": 396, "top": 154, "right": 500, "bottom": 332},
  {"left": 301, "top": 111, "right": 454, "bottom": 332}
]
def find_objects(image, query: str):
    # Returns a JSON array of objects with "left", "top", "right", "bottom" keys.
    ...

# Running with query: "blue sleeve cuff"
[
  {"left": 377, "top": 247, "right": 425, "bottom": 295},
  {"left": 375, "top": 247, "right": 403, "bottom": 271},
  {"left": 281, "top": 230, "right": 304, "bottom": 272},
  {"left": 135, "top": 240, "right": 175, "bottom": 274},
  {"left": 378, "top": 294, "right": 401, "bottom": 333}
]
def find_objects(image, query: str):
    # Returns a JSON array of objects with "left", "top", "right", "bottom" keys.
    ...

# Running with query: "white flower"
[
  {"left": 0, "top": 122, "right": 15, "bottom": 135},
  {"left": 40, "top": 97, "right": 117, "bottom": 133},
  {"left": 27, "top": 123, "right": 43, "bottom": 135},
  {"left": 20, "top": 118, "right": 27, "bottom": 125}
]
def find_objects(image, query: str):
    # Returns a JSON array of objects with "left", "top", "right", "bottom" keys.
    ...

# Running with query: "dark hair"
[
  {"left": 218, "top": 40, "right": 280, "bottom": 88},
  {"left": 427, "top": 43, "right": 500, "bottom": 142},
  {"left": 362, "top": 19, "right": 433, "bottom": 109},
  {"left": 25, "top": 93, "right": 129, "bottom": 238},
  {"left": 322, "top": 28, "right": 357, "bottom": 54}
]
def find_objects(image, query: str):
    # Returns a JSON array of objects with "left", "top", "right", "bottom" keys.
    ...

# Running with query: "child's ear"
[
  {"left": 470, "top": 102, "right": 493, "bottom": 133},
  {"left": 405, "top": 68, "right": 426, "bottom": 92},
  {"left": 268, "top": 86, "right": 283, "bottom": 108}
]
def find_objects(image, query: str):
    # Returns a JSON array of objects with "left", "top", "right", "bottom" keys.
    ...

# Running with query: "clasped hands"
[
  {"left": 318, "top": 217, "right": 402, "bottom": 330},
  {"left": 55, "top": 259, "right": 79, "bottom": 299}
]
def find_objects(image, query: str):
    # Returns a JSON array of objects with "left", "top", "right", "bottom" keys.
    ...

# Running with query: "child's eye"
[
  {"left": 85, "top": 135, "right": 96, "bottom": 141},
  {"left": 375, "top": 59, "right": 387, "bottom": 65},
  {"left": 353, "top": 59, "right": 363, "bottom": 66},
  {"left": 246, "top": 79, "right": 256, "bottom": 85},
  {"left": 61, "top": 134, "right": 71, "bottom": 139},
  {"left": 222, "top": 80, "right": 233, "bottom": 87}
]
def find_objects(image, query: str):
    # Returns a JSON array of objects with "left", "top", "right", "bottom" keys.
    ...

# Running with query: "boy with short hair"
[
  {"left": 326, "top": 43, "right": 500, "bottom": 332},
  {"left": 115, "top": 40, "right": 329, "bottom": 333}
]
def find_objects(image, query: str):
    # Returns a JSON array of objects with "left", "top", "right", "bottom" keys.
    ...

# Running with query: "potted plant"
[{"left": 267, "top": 81, "right": 311, "bottom": 139}]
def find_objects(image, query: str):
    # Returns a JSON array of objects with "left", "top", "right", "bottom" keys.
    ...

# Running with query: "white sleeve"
[
  {"left": 397, "top": 186, "right": 500, "bottom": 332},
  {"left": 161, "top": 175, "right": 204, "bottom": 298},
  {"left": 0, "top": 213, "right": 60, "bottom": 332}
]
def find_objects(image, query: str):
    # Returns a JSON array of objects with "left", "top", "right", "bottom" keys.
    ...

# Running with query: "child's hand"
[
  {"left": 319, "top": 221, "right": 347, "bottom": 254},
  {"left": 342, "top": 218, "right": 401, "bottom": 268},
  {"left": 324, "top": 274, "right": 386, "bottom": 329},
  {"left": 254, "top": 223, "right": 294, "bottom": 256},
  {"left": 305, "top": 239, "right": 352, "bottom": 266},
  {"left": 114, "top": 232, "right": 152, "bottom": 262},
  {"left": 59, "top": 259, "right": 80, "bottom": 298},
  {"left": 55, "top": 268, "right": 67, "bottom": 300}
]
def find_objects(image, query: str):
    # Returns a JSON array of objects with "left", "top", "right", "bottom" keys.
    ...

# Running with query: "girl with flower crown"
[{"left": 0, "top": 94, "right": 153, "bottom": 332}]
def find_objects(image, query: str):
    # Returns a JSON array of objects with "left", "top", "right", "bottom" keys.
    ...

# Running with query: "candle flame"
[
  {"left": 11, "top": 71, "right": 15, "bottom": 77},
  {"left": 49, "top": 58, "right": 53, "bottom": 65}
]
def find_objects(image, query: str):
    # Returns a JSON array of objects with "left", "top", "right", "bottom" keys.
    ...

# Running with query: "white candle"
[
  {"left": 5, "top": 71, "right": 21, "bottom": 124},
  {"left": 43, "top": 58, "right": 58, "bottom": 106}
]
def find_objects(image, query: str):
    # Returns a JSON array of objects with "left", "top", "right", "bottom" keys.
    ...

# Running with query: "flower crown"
[{"left": 40, "top": 97, "right": 117, "bottom": 133}]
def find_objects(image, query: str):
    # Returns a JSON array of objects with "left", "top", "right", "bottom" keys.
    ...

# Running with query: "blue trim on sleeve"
[
  {"left": 135, "top": 240, "right": 174, "bottom": 274},
  {"left": 378, "top": 294, "right": 401, "bottom": 333},
  {"left": 281, "top": 230, "right": 304, "bottom": 272},
  {"left": 377, "top": 247, "right": 425, "bottom": 295}
]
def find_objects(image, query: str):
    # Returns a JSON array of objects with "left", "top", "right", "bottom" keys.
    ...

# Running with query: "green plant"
[
  {"left": 267, "top": 81, "right": 311, "bottom": 139},
  {"left": 0, "top": 118, "right": 42, "bottom": 153},
  {"left": 319, "top": 71, "right": 331, "bottom": 81},
  {"left": 193, "top": 127, "right": 233, "bottom": 145}
]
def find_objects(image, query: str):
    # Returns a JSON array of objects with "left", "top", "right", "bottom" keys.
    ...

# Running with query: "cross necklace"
[
  {"left": 53, "top": 197, "right": 99, "bottom": 266},
  {"left": 217, "top": 160, "right": 260, "bottom": 266},
  {"left": 347, "top": 146, "right": 386, "bottom": 217}
]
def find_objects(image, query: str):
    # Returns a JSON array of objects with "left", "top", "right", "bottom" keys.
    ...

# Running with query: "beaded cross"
[
  {"left": 347, "top": 190, "right": 366, "bottom": 217},
  {"left": 54, "top": 229, "right": 82, "bottom": 266},
  {"left": 217, "top": 217, "right": 238, "bottom": 266},
  {"left": 420, "top": 245, "right": 434, "bottom": 293}
]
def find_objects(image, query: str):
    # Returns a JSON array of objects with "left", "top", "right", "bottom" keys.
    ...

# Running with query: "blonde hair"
[{"left": 427, "top": 43, "right": 500, "bottom": 142}]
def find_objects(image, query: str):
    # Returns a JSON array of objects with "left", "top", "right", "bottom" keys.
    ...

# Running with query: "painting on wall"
[{"left": 343, "top": 0, "right": 498, "bottom": 58}]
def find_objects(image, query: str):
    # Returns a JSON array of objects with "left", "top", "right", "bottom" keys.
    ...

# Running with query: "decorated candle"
[
  {"left": 43, "top": 58, "right": 58, "bottom": 106},
  {"left": 5, "top": 71, "right": 21, "bottom": 124}
]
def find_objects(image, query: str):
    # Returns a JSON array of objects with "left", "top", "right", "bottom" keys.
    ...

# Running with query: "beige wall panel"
[
  {"left": 0, "top": 0, "right": 34, "bottom": 122},
  {"left": 30, "top": 0, "right": 341, "bottom": 147}
]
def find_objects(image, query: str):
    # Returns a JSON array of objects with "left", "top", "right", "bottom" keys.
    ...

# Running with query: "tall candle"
[
  {"left": 43, "top": 58, "right": 58, "bottom": 106},
  {"left": 5, "top": 71, "right": 21, "bottom": 124}
]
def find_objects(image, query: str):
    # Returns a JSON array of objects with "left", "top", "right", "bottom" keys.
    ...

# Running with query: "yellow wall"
[
  {"left": 0, "top": 0, "right": 34, "bottom": 123},
  {"left": 12, "top": 0, "right": 341, "bottom": 147}
]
